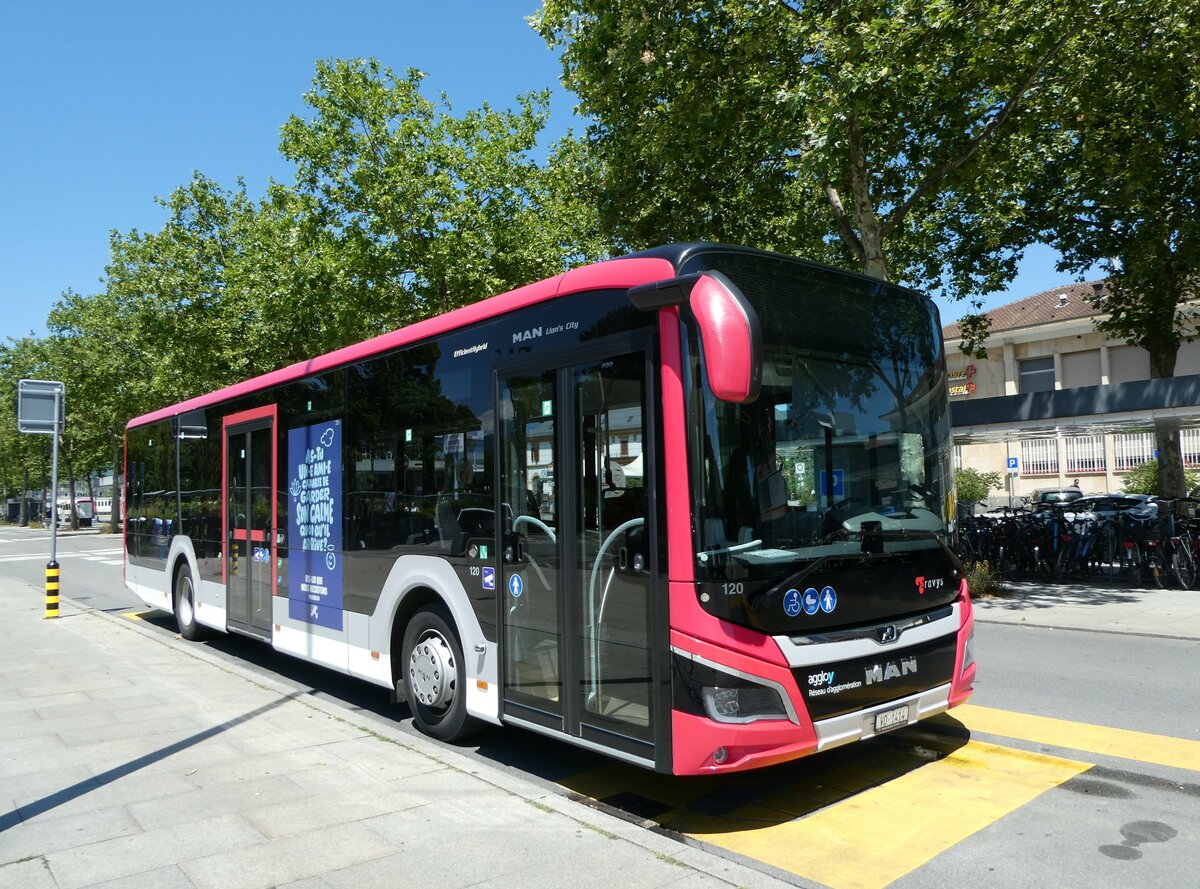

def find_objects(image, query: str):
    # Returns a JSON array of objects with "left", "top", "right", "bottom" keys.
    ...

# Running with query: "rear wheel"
[
  {"left": 1096, "top": 525, "right": 1120, "bottom": 578},
  {"left": 1126, "top": 543, "right": 1143, "bottom": 587},
  {"left": 1145, "top": 546, "right": 1166, "bottom": 589},
  {"left": 1170, "top": 546, "right": 1196, "bottom": 589},
  {"left": 402, "top": 603, "right": 480, "bottom": 742},
  {"left": 174, "top": 563, "right": 207, "bottom": 641}
]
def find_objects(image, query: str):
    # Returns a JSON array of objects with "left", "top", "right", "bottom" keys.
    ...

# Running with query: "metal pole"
[
  {"left": 50, "top": 388, "right": 60, "bottom": 564},
  {"left": 46, "top": 387, "right": 61, "bottom": 619}
]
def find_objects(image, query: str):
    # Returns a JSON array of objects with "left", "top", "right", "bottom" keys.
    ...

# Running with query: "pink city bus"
[{"left": 124, "top": 243, "right": 975, "bottom": 774}]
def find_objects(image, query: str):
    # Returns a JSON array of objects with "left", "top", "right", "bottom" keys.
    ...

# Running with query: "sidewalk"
[
  {"left": 972, "top": 578, "right": 1200, "bottom": 639},
  {"left": 0, "top": 578, "right": 791, "bottom": 889}
]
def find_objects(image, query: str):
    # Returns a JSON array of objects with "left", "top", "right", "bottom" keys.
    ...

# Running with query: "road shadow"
[
  {"left": 554, "top": 718, "right": 971, "bottom": 835},
  {"left": 979, "top": 579, "right": 1162, "bottom": 611},
  {"left": 125, "top": 610, "right": 974, "bottom": 835}
]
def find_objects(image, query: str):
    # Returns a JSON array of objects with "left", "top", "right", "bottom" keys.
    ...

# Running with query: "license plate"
[{"left": 873, "top": 705, "right": 910, "bottom": 734}]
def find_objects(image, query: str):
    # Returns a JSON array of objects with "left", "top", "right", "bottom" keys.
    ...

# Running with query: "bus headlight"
[
  {"left": 673, "top": 650, "right": 794, "bottom": 724},
  {"left": 702, "top": 685, "right": 788, "bottom": 723}
]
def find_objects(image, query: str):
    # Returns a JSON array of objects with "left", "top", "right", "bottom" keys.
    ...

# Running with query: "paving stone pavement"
[
  {"left": 0, "top": 577, "right": 793, "bottom": 889},
  {"left": 971, "top": 578, "right": 1200, "bottom": 639}
]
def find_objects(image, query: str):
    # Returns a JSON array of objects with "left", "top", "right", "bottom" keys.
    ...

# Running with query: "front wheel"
[
  {"left": 174, "top": 563, "right": 207, "bottom": 641},
  {"left": 402, "top": 603, "right": 480, "bottom": 742}
]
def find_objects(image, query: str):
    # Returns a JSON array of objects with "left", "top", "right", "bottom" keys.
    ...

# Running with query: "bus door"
[
  {"left": 223, "top": 408, "right": 276, "bottom": 639},
  {"left": 498, "top": 338, "right": 660, "bottom": 764}
]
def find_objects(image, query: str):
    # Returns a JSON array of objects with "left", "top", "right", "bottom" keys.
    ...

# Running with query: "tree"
[
  {"left": 1121, "top": 461, "right": 1199, "bottom": 497},
  {"left": 278, "top": 58, "right": 608, "bottom": 334},
  {"left": 0, "top": 337, "right": 53, "bottom": 523},
  {"left": 955, "top": 468, "right": 1002, "bottom": 511},
  {"left": 534, "top": 0, "right": 1093, "bottom": 301},
  {"left": 1030, "top": 0, "right": 1200, "bottom": 498}
]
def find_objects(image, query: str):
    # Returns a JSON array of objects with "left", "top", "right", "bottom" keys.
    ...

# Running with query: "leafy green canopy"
[
  {"left": 535, "top": 0, "right": 1090, "bottom": 299},
  {"left": 3, "top": 58, "right": 606, "bottom": 495}
]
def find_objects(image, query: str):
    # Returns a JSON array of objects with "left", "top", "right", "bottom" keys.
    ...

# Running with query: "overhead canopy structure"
[{"left": 950, "top": 374, "right": 1200, "bottom": 443}]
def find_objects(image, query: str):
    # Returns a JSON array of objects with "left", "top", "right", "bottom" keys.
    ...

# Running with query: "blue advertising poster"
[{"left": 287, "top": 420, "right": 343, "bottom": 630}]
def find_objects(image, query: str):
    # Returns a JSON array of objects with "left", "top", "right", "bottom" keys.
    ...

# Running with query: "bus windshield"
[{"left": 685, "top": 252, "right": 954, "bottom": 602}]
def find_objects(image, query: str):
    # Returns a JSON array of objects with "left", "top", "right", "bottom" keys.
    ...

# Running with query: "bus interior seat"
[
  {"left": 703, "top": 518, "right": 754, "bottom": 549},
  {"left": 436, "top": 500, "right": 467, "bottom": 554}
]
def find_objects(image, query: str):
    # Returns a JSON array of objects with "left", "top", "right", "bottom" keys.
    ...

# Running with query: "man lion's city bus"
[{"left": 124, "top": 243, "right": 975, "bottom": 775}]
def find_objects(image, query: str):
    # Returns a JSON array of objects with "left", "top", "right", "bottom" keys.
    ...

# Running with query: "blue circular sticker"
[
  {"left": 509, "top": 573, "right": 524, "bottom": 598},
  {"left": 820, "top": 585, "right": 837, "bottom": 613},
  {"left": 802, "top": 588, "right": 820, "bottom": 615},
  {"left": 783, "top": 588, "right": 802, "bottom": 617}
]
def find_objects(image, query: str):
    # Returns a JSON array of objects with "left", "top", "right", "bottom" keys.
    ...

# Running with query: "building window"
[
  {"left": 1061, "top": 349, "right": 1101, "bottom": 390},
  {"left": 1018, "top": 356, "right": 1056, "bottom": 394},
  {"left": 1020, "top": 438, "right": 1059, "bottom": 475},
  {"left": 1113, "top": 432, "right": 1154, "bottom": 471},
  {"left": 1109, "top": 345, "right": 1151, "bottom": 384},
  {"left": 1183, "top": 429, "right": 1200, "bottom": 467},
  {"left": 1065, "top": 435, "right": 1106, "bottom": 474}
]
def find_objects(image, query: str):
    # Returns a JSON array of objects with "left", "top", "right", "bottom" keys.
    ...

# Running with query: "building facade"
[{"left": 943, "top": 281, "right": 1200, "bottom": 504}]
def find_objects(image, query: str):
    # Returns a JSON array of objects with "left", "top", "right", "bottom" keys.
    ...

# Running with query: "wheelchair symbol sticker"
[
  {"left": 783, "top": 589, "right": 802, "bottom": 617},
  {"left": 509, "top": 573, "right": 524, "bottom": 598}
]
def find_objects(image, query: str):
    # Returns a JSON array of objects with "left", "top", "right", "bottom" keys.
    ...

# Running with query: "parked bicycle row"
[{"left": 957, "top": 495, "right": 1200, "bottom": 588}]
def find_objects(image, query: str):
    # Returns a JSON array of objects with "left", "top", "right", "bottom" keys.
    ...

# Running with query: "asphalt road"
[{"left": 2, "top": 525, "right": 1197, "bottom": 888}]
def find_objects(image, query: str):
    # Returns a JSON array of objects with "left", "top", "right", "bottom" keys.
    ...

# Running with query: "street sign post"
[{"left": 17, "top": 379, "right": 65, "bottom": 618}]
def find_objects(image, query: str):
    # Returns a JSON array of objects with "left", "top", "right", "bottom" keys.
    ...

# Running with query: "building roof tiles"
[{"left": 942, "top": 279, "right": 1106, "bottom": 340}]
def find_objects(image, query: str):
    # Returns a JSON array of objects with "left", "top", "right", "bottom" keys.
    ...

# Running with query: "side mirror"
[{"left": 629, "top": 270, "right": 762, "bottom": 403}]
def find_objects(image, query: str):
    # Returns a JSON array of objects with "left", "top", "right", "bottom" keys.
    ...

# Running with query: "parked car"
[{"left": 1028, "top": 487, "right": 1084, "bottom": 505}]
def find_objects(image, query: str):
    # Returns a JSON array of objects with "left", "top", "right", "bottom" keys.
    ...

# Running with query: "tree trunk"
[
  {"left": 110, "top": 433, "right": 122, "bottom": 535},
  {"left": 1148, "top": 343, "right": 1186, "bottom": 499},
  {"left": 40, "top": 448, "right": 48, "bottom": 527},
  {"left": 68, "top": 459, "right": 78, "bottom": 532},
  {"left": 20, "top": 467, "right": 29, "bottom": 526},
  {"left": 845, "top": 115, "right": 891, "bottom": 281}
]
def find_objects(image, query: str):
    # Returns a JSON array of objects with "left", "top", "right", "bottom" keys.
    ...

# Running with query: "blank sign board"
[{"left": 17, "top": 379, "right": 65, "bottom": 434}]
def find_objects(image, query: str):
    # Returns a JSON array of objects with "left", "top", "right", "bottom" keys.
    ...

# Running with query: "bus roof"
[{"left": 126, "top": 254, "right": 675, "bottom": 430}]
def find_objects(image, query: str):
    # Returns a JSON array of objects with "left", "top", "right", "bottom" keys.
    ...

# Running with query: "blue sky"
[{"left": 1, "top": 1, "right": 1082, "bottom": 346}]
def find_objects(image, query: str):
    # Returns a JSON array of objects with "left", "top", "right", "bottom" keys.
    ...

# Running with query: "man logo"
[
  {"left": 876, "top": 624, "right": 899, "bottom": 643},
  {"left": 513, "top": 327, "right": 542, "bottom": 343},
  {"left": 864, "top": 656, "right": 917, "bottom": 684}
]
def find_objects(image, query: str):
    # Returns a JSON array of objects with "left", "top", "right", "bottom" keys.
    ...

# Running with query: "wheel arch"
[{"left": 371, "top": 555, "right": 500, "bottom": 725}]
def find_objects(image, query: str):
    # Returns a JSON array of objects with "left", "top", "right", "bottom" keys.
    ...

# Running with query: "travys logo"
[{"left": 914, "top": 575, "right": 945, "bottom": 595}]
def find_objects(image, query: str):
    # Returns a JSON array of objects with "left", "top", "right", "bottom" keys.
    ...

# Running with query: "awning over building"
[{"left": 950, "top": 374, "right": 1200, "bottom": 443}]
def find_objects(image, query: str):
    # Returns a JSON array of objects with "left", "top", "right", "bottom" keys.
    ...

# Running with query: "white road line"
[
  {"left": 0, "top": 549, "right": 126, "bottom": 564},
  {"left": 102, "top": 560, "right": 125, "bottom": 566}
]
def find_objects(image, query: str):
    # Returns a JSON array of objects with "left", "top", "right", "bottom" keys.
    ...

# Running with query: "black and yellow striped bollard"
[{"left": 45, "top": 560, "right": 60, "bottom": 619}]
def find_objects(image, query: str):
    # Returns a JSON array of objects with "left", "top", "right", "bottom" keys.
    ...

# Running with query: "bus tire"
[
  {"left": 402, "top": 603, "right": 479, "bottom": 742},
  {"left": 174, "top": 563, "right": 207, "bottom": 641}
]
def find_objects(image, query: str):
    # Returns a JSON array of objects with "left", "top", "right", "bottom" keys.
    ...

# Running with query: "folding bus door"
[
  {"left": 224, "top": 407, "right": 277, "bottom": 639},
  {"left": 497, "top": 337, "right": 660, "bottom": 765}
]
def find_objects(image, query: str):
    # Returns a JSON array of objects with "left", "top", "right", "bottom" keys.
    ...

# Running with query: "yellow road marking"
[
  {"left": 685, "top": 740, "right": 1088, "bottom": 889},
  {"left": 950, "top": 703, "right": 1200, "bottom": 773},
  {"left": 122, "top": 611, "right": 145, "bottom": 621}
]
